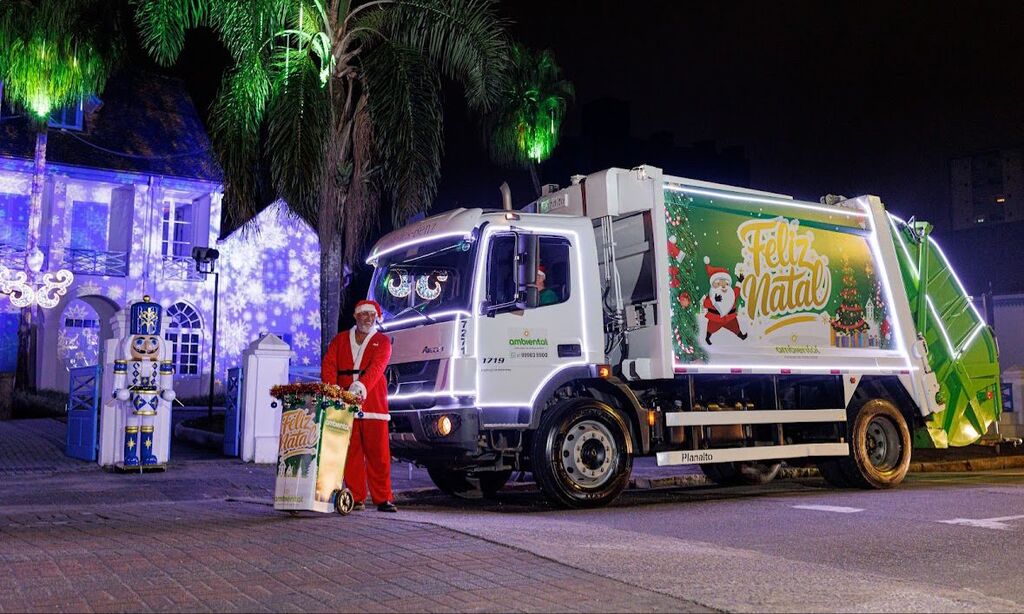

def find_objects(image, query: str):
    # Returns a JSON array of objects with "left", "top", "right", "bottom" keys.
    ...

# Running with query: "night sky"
[{"left": 160, "top": 1, "right": 1024, "bottom": 291}]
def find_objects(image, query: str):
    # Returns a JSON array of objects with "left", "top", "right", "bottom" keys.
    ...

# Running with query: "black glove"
[
  {"left": 736, "top": 273, "right": 745, "bottom": 283},
  {"left": 714, "top": 293, "right": 722, "bottom": 302}
]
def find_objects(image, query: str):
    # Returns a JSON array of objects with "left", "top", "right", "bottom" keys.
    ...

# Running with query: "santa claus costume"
[
  {"left": 321, "top": 299, "right": 394, "bottom": 509},
  {"left": 702, "top": 256, "right": 748, "bottom": 344}
]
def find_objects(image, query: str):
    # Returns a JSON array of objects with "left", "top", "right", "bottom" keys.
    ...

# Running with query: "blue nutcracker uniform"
[{"left": 112, "top": 297, "right": 175, "bottom": 467}]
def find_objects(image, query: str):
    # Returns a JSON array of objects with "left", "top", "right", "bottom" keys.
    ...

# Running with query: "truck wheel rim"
[
  {"left": 865, "top": 417, "right": 900, "bottom": 470},
  {"left": 561, "top": 420, "right": 616, "bottom": 488}
]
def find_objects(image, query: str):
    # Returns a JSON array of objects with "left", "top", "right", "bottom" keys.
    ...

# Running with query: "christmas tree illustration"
[
  {"left": 664, "top": 191, "right": 708, "bottom": 362},
  {"left": 831, "top": 255, "right": 868, "bottom": 346}
]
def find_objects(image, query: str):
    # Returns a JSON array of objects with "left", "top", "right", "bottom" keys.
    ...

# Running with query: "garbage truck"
[{"left": 367, "top": 165, "right": 1001, "bottom": 508}]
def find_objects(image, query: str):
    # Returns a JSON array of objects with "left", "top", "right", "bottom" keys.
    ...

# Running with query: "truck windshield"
[{"left": 369, "top": 237, "right": 476, "bottom": 325}]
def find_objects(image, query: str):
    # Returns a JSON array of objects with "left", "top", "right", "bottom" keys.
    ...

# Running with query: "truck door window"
[
  {"left": 485, "top": 234, "right": 571, "bottom": 311},
  {"left": 537, "top": 237, "right": 571, "bottom": 307}
]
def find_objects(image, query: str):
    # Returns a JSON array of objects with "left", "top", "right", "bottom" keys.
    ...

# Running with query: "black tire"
[
  {"left": 815, "top": 458, "right": 853, "bottom": 488},
  {"left": 334, "top": 488, "right": 354, "bottom": 515},
  {"left": 701, "top": 461, "right": 782, "bottom": 486},
  {"left": 829, "top": 398, "right": 912, "bottom": 489},
  {"left": 531, "top": 398, "right": 633, "bottom": 509},
  {"left": 426, "top": 466, "right": 513, "bottom": 500}
]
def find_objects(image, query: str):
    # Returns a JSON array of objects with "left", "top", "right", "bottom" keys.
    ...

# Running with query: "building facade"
[{"left": 0, "top": 71, "right": 321, "bottom": 398}]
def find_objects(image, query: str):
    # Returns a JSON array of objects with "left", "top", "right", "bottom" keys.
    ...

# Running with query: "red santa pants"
[
  {"left": 707, "top": 315, "right": 743, "bottom": 336},
  {"left": 344, "top": 419, "right": 393, "bottom": 505}
]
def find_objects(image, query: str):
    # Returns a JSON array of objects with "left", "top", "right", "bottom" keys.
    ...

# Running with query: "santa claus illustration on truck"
[{"left": 702, "top": 256, "right": 748, "bottom": 344}]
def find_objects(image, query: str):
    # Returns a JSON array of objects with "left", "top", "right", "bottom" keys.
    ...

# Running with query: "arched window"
[{"left": 165, "top": 302, "right": 202, "bottom": 376}]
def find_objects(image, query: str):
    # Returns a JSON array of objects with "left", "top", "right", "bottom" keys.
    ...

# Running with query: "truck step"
[
  {"left": 656, "top": 443, "right": 849, "bottom": 466},
  {"left": 665, "top": 409, "right": 846, "bottom": 427}
]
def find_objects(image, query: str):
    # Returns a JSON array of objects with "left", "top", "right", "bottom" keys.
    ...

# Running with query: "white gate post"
[{"left": 239, "top": 334, "right": 294, "bottom": 463}]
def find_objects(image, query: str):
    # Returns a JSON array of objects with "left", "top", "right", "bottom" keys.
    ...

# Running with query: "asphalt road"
[{"left": 396, "top": 470, "right": 1024, "bottom": 613}]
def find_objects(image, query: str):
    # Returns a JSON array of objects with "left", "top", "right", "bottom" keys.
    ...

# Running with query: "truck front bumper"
[{"left": 388, "top": 402, "right": 481, "bottom": 460}]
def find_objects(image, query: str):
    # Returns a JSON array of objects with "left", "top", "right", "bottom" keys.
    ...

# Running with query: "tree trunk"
[
  {"left": 529, "top": 161, "right": 542, "bottom": 198},
  {"left": 15, "top": 129, "right": 47, "bottom": 392},
  {"left": 318, "top": 217, "right": 343, "bottom": 357}
]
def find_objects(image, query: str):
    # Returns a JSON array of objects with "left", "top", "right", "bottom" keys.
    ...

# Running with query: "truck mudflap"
[{"left": 889, "top": 217, "right": 1002, "bottom": 447}]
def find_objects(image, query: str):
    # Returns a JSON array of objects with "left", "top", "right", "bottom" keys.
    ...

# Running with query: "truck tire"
[
  {"left": 701, "top": 461, "right": 782, "bottom": 486},
  {"left": 827, "top": 399, "right": 911, "bottom": 489},
  {"left": 531, "top": 398, "right": 633, "bottom": 509},
  {"left": 426, "top": 466, "right": 512, "bottom": 500}
]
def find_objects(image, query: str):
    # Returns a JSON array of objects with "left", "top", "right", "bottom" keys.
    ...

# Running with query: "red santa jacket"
[{"left": 321, "top": 328, "right": 392, "bottom": 416}]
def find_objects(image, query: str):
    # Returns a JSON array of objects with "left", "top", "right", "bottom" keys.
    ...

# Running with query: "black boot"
[
  {"left": 377, "top": 501, "right": 398, "bottom": 513},
  {"left": 705, "top": 332, "right": 712, "bottom": 345},
  {"left": 738, "top": 332, "right": 748, "bottom": 340}
]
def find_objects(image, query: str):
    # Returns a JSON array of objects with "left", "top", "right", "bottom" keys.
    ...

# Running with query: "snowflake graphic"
[{"left": 293, "top": 331, "right": 309, "bottom": 349}]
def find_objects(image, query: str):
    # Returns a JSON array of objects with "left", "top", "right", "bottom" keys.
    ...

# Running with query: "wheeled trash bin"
[{"left": 269, "top": 383, "right": 361, "bottom": 515}]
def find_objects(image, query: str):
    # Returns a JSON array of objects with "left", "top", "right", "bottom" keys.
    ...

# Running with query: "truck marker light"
[
  {"left": 830, "top": 369, "right": 842, "bottom": 375},
  {"left": 781, "top": 369, "right": 792, "bottom": 374},
  {"left": 647, "top": 410, "right": 656, "bottom": 427},
  {"left": 597, "top": 364, "right": 611, "bottom": 378},
  {"left": 730, "top": 368, "right": 743, "bottom": 374}
]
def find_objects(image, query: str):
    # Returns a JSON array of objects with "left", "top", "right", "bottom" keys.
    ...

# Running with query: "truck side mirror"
[{"left": 516, "top": 234, "right": 540, "bottom": 310}]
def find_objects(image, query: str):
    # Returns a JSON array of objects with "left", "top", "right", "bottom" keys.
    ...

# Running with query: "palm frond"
[
  {"left": 132, "top": 0, "right": 211, "bottom": 66},
  {"left": 355, "top": 0, "right": 509, "bottom": 112},
  {"left": 264, "top": 45, "right": 330, "bottom": 229},
  {"left": 361, "top": 39, "right": 443, "bottom": 229},
  {"left": 0, "top": 0, "right": 126, "bottom": 122}
]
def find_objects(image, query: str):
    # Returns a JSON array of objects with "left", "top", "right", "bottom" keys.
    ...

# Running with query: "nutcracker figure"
[{"left": 112, "top": 296, "right": 176, "bottom": 467}]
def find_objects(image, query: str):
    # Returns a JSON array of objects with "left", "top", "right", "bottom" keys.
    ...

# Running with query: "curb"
[{"left": 173, "top": 422, "right": 223, "bottom": 450}]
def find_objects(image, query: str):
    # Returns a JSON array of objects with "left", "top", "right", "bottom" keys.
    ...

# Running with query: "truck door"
[{"left": 476, "top": 232, "right": 584, "bottom": 409}]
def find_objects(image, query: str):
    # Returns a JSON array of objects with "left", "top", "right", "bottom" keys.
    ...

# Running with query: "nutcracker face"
[{"left": 130, "top": 335, "right": 161, "bottom": 360}]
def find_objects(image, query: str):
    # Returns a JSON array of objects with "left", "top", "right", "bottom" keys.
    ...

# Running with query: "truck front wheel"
[
  {"left": 531, "top": 398, "right": 633, "bottom": 508},
  {"left": 820, "top": 398, "right": 911, "bottom": 489}
]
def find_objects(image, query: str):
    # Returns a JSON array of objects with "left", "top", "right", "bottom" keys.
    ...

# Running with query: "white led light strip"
[
  {"left": 665, "top": 184, "right": 868, "bottom": 219},
  {"left": 889, "top": 213, "right": 986, "bottom": 360},
  {"left": 472, "top": 222, "right": 593, "bottom": 408},
  {"left": 366, "top": 231, "right": 472, "bottom": 264},
  {"left": 674, "top": 363, "right": 915, "bottom": 374},
  {"left": 381, "top": 309, "right": 471, "bottom": 331}
]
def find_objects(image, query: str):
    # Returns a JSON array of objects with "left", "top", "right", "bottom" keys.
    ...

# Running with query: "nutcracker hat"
[
  {"left": 703, "top": 256, "right": 732, "bottom": 286},
  {"left": 129, "top": 295, "right": 163, "bottom": 336},
  {"left": 354, "top": 299, "right": 383, "bottom": 320}
]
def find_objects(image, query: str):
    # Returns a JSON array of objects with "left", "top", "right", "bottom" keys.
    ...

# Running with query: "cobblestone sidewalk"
[{"left": 0, "top": 499, "right": 705, "bottom": 613}]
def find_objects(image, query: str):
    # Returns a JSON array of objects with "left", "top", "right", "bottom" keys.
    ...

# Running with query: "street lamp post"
[{"left": 192, "top": 247, "right": 220, "bottom": 422}]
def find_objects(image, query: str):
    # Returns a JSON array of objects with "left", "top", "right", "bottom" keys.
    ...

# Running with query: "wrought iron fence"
[
  {"left": 63, "top": 248, "right": 128, "bottom": 277},
  {"left": 162, "top": 255, "right": 204, "bottom": 282},
  {"left": 0, "top": 243, "right": 49, "bottom": 270}
]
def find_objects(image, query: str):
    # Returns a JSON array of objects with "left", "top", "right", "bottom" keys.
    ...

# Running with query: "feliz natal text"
[{"left": 737, "top": 218, "right": 832, "bottom": 320}]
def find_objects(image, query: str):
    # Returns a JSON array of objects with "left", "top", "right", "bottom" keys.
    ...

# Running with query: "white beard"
[
  {"left": 356, "top": 322, "right": 375, "bottom": 335},
  {"left": 712, "top": 287, "right": 735, "bottom": 317}
]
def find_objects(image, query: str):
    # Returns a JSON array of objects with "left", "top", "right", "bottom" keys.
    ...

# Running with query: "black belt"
[{"left": 337, "top": 369, "right": 364, "bottom": 375}]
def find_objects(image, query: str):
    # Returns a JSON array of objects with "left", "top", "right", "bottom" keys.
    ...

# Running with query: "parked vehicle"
[{"left": 368, "top": 165, "right": 1001, "bottom": 507}]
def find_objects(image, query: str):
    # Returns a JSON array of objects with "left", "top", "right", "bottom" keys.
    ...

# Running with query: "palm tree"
[
  {"left": 485, "top": 43, "right": 573, "bottom": 197},
  {"left": 133, "top": 0, "right": 510, "bottom": 351},
  {"left": 0, "top": 0, "right": 126, "bottom": 389}
]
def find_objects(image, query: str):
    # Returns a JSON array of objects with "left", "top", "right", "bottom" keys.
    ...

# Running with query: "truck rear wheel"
[
  {"left": 701, "top": 461, "right": 782, "bottom": 486},
  {"left": 531, "top": 398, "right": 632, "bottom": 509},
  {"left": 820, "top": 399, "right": 911, "bottom": 489},
  {"left": 426, "top": 466, "right": 512, "bottom": 499}
]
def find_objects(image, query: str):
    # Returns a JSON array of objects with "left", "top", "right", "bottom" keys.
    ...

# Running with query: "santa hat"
[
  {"left": 537, "top": 265, "right": 546, "bottom": 280},
  {"left": 703, "top": 256, "right": 731, "bottom": 286},
  {"left": 354, "top": 299, "right": 383, "bottom": 320}
]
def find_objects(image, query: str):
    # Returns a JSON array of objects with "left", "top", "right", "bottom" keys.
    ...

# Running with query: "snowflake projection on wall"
[{"left": 0, "top": 156, "right": 323, "bottom": 393}]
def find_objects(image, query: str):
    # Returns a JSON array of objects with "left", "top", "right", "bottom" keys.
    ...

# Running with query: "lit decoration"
[
  {"left": 0, "top": 251, "right": 74, "bottom": 308},
  {"left": 386, "top": 269, "right": 411, "bottom": 298},
  {"left": 415, "top": 270, "right": 448, "bottom": 301}
]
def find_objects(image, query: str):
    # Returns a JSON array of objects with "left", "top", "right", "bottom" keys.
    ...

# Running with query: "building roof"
[{"left": 0, "top": 70, "right": 221, "bottom": 183}]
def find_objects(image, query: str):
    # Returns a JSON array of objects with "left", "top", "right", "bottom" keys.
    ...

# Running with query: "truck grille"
[{"left": 385, "top": 359, "right": 441, "bottom": 396}]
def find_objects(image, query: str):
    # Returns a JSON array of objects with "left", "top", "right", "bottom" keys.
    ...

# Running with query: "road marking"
[
  {"left": 937, "top": 514, "right": 1024, "bottom": 531},
  {"left": 791, "top": 505, "right": 864, "bottom": 514}
]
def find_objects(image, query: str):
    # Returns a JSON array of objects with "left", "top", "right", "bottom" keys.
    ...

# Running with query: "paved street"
[{"left": 3, "top": 417, "right": 1024, "bottom": 612}]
